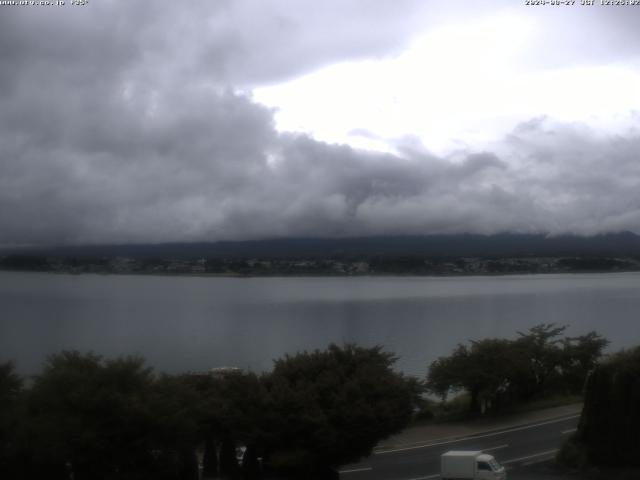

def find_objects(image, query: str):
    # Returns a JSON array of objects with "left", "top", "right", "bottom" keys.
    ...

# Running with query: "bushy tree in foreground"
[
  {"left": 513, "top": 323, "right": 568, "bottom": 398},
  {"left": 0, "top": 361, "right": 23, "bottom": 477},
  {"left": 574, "top": 346, "right": 640, "bottom": 467},
  {"left": 261, "top": 344, "right": 421, "bottom": 477},
  {"left": 2, "top": 344, "right": 420, "bottom": 479},
  {"left": 23, "top": 351, "right": 199, "bottom": 480},
  {"left": 186, "top": 369, "right": 267, "bottom": 479},
  {"left": 560, "top": 331, "right": 610, "bottom": 394}
]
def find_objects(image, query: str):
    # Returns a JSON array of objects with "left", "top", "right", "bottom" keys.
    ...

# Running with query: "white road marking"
[
  {"left": 484, "top": 444, "right": 509, "bottom": 452},
  {"left": 502, "top": 449, "right": 558, "bottom": 464},
  {"left": 561, "top": 428, "right": 577, "bottom": 435},
  {"left": 339, "top": 466, "right": 373, "bottom": 474},
  {"left": 375, "top": 415, "right": 580, "bottom": 455}
]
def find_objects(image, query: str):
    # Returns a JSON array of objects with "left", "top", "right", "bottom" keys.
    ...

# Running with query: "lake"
[{"left": 1, "top": 271, "right": 639, "bottom": 377}]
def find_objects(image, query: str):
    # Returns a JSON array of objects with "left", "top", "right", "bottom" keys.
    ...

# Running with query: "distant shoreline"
[{"left": 2, "top": 262, "right": 640, "bottom": 279}]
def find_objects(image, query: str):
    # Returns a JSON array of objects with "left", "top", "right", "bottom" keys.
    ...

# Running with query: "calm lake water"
[{"left": 1, "top": 271, "right": 639, "bottom": 377}]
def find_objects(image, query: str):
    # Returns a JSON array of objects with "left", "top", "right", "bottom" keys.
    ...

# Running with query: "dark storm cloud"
[{"left": 1, "top": 2, "right": 640, "bottom": 245}]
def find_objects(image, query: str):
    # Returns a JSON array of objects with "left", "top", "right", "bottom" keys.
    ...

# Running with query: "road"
[{"left": 339, "top": 414, "right": 580, "bottom": 480}]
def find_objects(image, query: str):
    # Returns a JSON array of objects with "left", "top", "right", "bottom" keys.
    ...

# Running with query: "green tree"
[
  {"left": 182, "top": 369, "right": 267, "bottom": 479},
  {"left": 25, "top": 352, "right": 155, "bottom": 479},
  {"left": 261, "top": 344, "right": 420, "bottom": 477},
  {"left": 427, "top": 340, "right": 522, "bottom": 414},
  {"left": 147, "top": 374, "right": 202, "bottom": 480},
  {"left": 466, "top": 339, "right": 522, "bottom": 413},
  {"left": 514, "top": 323, "right": 568, "bottom": 398},
  {"left": 560, "top": 332, "right": 609, "bottom": 394},
  {"left": 574, "top": 346, "right": 640, "bottom": 467},
  {"left": 178, "top": 373, "right": 223, "bottom": 479},
  {"left": 427, "top": 324, "right": 608, "bottom": 414},
  {"left": 0, "top": 362, "right": 23, "bottom": 477},
  {"left": 25, "top": 351, "right": 199, "bottom": 480},
  {"left": 426, "top": 345, "right": 468, "bottom": 401}
]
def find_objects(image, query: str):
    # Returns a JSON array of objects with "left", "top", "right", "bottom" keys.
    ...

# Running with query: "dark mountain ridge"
[{"left": 3, "top": 232, "right": 640, "bottom": 259}]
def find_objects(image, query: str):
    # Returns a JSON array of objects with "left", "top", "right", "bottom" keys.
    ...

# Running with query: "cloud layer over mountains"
[{"left": 1, "top": 1, "right": 640, "bottom": 245}]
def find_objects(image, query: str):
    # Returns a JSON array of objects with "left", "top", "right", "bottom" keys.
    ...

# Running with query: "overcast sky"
[{"left": 1, "top": 1, "right": 640, "bottom": 246}]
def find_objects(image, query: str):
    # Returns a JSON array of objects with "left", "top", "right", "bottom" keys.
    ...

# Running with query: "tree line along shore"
[
  {"left": 0, "top": 324, "right": 638, "bottom": 479},
  {"left": 2, "top": 253, "right": 640, "bottom": 276}
]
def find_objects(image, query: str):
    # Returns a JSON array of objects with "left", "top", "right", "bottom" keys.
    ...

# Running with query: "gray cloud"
[{"left": 1, "top": 2, "right": 640, "bottom": 246}]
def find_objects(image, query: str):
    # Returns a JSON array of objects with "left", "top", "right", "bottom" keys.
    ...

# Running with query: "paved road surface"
[{"left": 339, "top": 414, "right": 580, "bottom": 480}]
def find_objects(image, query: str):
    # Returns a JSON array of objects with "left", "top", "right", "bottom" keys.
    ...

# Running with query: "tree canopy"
[
  {"left": 575, "top": 346, "right": 640, "bottom": 467},
  {"left": 261, "top": 344, "right": 420, "bottom": 475},
  {"left": 427, "top": 324, "right": 608, "bottom": 413},
  {"left": 0, "top": 362, "right": 23, "bottom": 477},
  {"left": 0, "top": 344, "right": 420, "bottom": 479},
  {"left": 7, "top": 351, "right": 201, "bottom": 480}
]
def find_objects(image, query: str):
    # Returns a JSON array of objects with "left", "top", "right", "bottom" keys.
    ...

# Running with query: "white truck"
[{"left": 440, "top": 450, "right": 507, "bottom": 480}]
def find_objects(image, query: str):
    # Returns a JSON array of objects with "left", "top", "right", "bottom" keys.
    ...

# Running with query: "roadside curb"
[
  {"left": 503, "top": 449, "right": 559, "bottom": 468},
  {"left": 374, "top": 410, "right": 582, "bottom": 454}
]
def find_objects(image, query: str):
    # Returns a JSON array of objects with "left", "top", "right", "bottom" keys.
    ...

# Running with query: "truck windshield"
[{"left": 489, "top": 459, "right": 502, "bottom": 471}]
